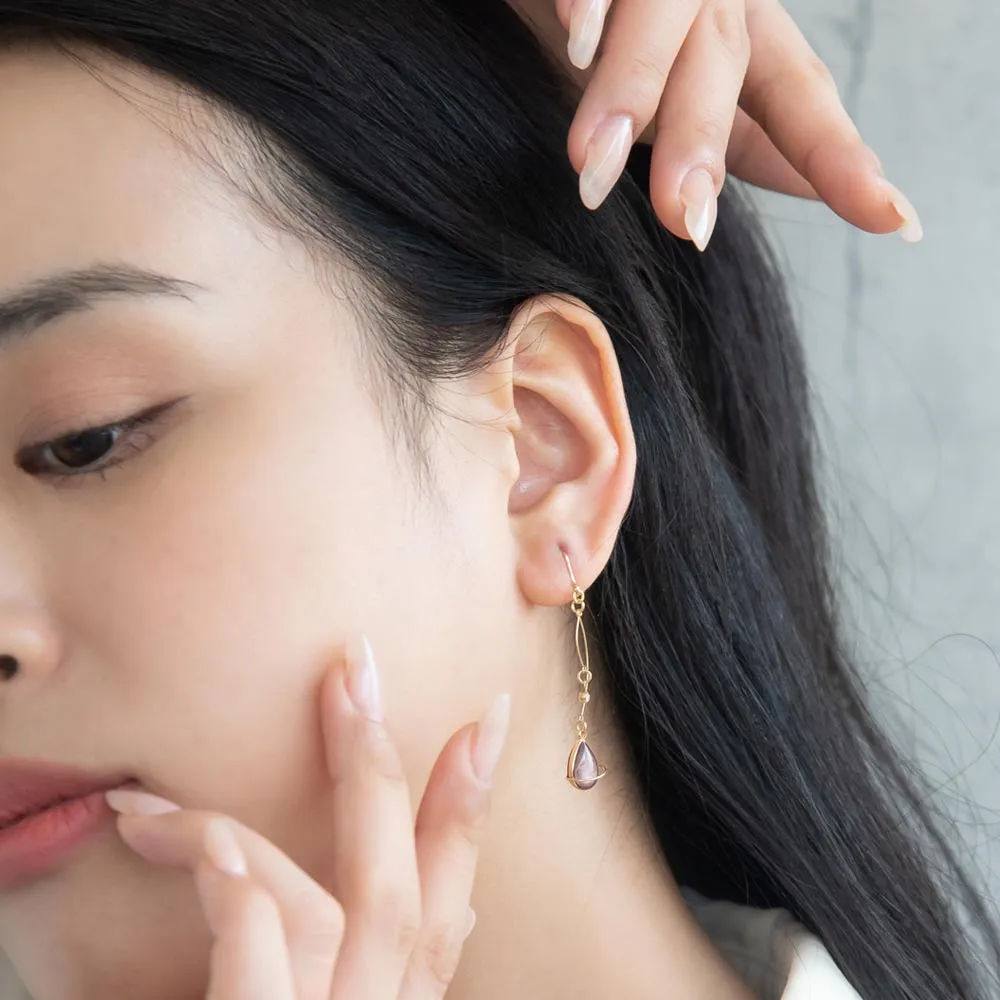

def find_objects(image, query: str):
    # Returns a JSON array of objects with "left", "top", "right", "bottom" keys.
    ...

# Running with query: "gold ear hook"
[
  {"left": 561, "top": 548, "right": 578, "bottom": 588},
  {"left": 560, "top": 548, "right": 607, "bottom": 791}
]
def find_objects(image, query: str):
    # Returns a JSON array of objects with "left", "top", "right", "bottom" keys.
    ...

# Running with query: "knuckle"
[
  {"left": 366, "top": 886, "right": 423, "bottom": 955},
  {"left": 289, "top": 890, "right": 346, "bottom": 950},
  {"left": 419, "top": 922, "right": 467, "bottom": 990},
  {"left": 804, "top": 52, "right": 838, "bottom": 92},
  {"left": 693, "top": 111, "right": 734, "bottom": 149},
  {"left": 622, "top": 49, "right": 673, "bottom": 112},
  {"left": 708, "top": 1, "right": 751, "bottom": 63}
]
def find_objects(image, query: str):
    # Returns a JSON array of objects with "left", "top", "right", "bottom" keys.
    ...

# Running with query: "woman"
[{"left": 0, "top": 1, "right": 990, "bottom": 998}]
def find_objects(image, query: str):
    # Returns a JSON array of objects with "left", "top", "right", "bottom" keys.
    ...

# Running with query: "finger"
[
  {"left": 106, "top": 794, "right": 345, "bottom": 999},
  {"left": 568, "top": 0, "right": 702, "bottom": 210},
  {"left": 726, "top": 108, "right": 819, "bottom": 199},
  {"left": 741, "top": 0, "right": 922, "bottom": 240},
  {"left": 402, "top": 693, "right": 511, "bottom": 998},
  {"left": 647, "top": 0, "right": 751, "bottom": 249},
  {"left": 559, "top": 0, "right": 613, "bottom": 72},
  {"left": 195, "top": 826, "right": 296, "bottom": 1000},
  {"left": 326, "top": 634, "right": 423, "bottom": 999}
]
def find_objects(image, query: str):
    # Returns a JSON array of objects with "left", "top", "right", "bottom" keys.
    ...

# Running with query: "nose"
[
  {"left": 0, "top": 513, "right": 62, "bottom": 686},
  {"left": 0, "top": 605, "right": 61, "bottom": 685}
]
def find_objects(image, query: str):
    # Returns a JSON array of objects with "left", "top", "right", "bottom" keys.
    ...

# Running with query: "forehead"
[{"left": 0, "top": 45, "right": 258, "bottom": 295}]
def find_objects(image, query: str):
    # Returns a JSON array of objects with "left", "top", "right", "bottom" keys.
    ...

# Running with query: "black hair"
[{"left": 1, "top": 2, "right": 997, "bottom": 997}]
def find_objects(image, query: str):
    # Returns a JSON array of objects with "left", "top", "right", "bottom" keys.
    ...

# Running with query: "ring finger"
[{"left": 326, "top": 635, "right": 424, "bottom": 999}]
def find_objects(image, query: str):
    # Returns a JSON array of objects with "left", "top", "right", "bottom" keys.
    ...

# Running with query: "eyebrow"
[{"left": 0, "top": 264, "right": 206, "bottom": 349}]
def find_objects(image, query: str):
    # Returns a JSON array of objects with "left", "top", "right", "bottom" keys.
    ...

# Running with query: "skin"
[
  {"left": 513, "top": 0, "right": 923, "bottom": 247},
  {"left": 0, "top": 48, "right": 760, "bottom": 1000}
]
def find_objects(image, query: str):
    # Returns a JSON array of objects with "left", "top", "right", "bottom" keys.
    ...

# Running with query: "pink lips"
[{"left": 0, "top": 758, "right": 134, "bottom": 889}]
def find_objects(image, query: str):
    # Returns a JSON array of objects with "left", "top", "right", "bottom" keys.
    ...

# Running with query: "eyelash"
[{"left": 17, "top": 399, "right": 180, "bottom": 489}]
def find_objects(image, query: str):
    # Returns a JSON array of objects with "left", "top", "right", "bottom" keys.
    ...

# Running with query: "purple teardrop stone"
[{"left": 572, "top": 740, "right": 599, "bottom": 790}]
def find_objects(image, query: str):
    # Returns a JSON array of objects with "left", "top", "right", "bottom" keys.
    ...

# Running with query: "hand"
[
  {"left": 105, "top": 636, "right": 512, "bottom": 999},
  {"left": 515, "top": 0, "right": 922, "bottom": 249}
]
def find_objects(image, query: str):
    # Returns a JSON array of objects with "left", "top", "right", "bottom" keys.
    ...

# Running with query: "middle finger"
[{"left": 649, "top": 0, "right": 752, "bottom": 249}]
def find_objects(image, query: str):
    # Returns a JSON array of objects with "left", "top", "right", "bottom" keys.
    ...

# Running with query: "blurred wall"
[{"left": 751, "top": 0, "right": 1000, "bottom": 911}]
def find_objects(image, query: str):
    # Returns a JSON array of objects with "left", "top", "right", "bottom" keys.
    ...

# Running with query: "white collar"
[{"left": 681, "top": 887, "right": 862, "bottom": 1000}]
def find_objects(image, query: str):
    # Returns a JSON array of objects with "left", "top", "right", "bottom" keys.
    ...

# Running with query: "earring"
[{"left": 562, "top": 550, "right": 607, "bottom": 791}]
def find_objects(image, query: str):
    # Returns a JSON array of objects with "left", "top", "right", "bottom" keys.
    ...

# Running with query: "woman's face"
[{"left": 0, "top": 46, "right": 548, "bottom": 998}]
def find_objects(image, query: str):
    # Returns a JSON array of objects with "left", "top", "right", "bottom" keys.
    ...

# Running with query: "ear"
[{"left": 505, "top": 293, "right": 637, "bottom": 607}]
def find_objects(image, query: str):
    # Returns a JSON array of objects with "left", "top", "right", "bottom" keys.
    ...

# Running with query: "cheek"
[{"left": 64, "top": 380, "right": 412, "bottom": 861}]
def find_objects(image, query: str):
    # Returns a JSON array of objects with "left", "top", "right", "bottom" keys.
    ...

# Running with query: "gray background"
[{"left": 752, "top": 0, "right": 1000, "bottom": 916}]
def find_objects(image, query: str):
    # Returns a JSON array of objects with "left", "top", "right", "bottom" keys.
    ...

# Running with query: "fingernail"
[
  {"left": 880, "top": 179, "right": 923, "bottom": 243},
  {"left": 464, "top": 907, "right": 477, "bottom": 940},
  {"left": 347, "top": 633, "right": 383, "bottom": 721},
  {"left": 105, "top": 789, "right": 182, "bottom": 816},
  {"left": 204, "top": 818, "right": 248, "bottom": 878},
  {"left": 679, "top": 167, "right": 719, "bottom": 252},
  {"left": 579, "top": 114, "right": 634, "bottom": 211},
  {"left": 568, "top": 0, "right": 605, "bottom": 70},
  {"left": 470, "top": 693, "right": 511, "bottom": 784}
]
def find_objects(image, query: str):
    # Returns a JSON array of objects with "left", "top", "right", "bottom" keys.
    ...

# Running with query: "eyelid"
[
  {"left": 22, "top": 398, "right": 171, "bottom": 450},
  {"left": 16, "top": 395, "right": 188, "bottom": 479}
]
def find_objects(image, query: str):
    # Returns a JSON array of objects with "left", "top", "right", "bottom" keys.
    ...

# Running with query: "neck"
[{"left": 451, "top": 697, "right": 757, "bottom": 1000}]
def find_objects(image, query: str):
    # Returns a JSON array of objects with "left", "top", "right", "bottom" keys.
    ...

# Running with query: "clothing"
[{"left": 681, "top": 887, "right": 862, "bottom": 1000}]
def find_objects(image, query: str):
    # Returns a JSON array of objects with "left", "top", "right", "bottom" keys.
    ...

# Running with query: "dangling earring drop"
[{"left": 562, "top": 549, "right": 607, "bottom": 791}]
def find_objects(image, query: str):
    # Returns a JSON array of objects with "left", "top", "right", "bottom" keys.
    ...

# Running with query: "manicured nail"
[
  {"left": 568, "top": 0, "right": 605, "bottom": 70},
  {"left": 105, "top": 789, "right": 182, "bottom": 816},
  {"left": 880, "top": 179, "right": 923, "bottom": 243},
  {"left": 579, "top": 114, "right": 634, "bottom": 211},
  {"left": 470, "top": 693, "right": 511, "bottom": 784},
  {"left": 204, "top": 818, "right": 248, "bottom": 878},
  {"left": 679, "top": 167, "right": 719, "bottom": 252},
  {"left": 347, "top": 633, "right": 383, "bottom": 721},
  {"left": 464, "top": 907, "right": 477, "bottom": 940}
]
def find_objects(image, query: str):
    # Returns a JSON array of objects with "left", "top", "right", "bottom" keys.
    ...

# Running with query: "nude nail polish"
[
  {"left": 880, "top": 179, "right": 923, "bottom": 243},
  {"left": 568, "top": 0, "right": 605, "bottom": 70},
  {"left": 347, "top": 633, "right": 383, "bottom": 721},
  {"left": 579, "top": 114, "right": 634, "bottom": 211},
  {"left": 105, "top": 789, "right": 182, "bottom": 815},
  {"left": 205, "top": 819, "right": 248, "bottom": 878},
  {"left": 679, "top": 167, "right": 719, "bottom": 252}
]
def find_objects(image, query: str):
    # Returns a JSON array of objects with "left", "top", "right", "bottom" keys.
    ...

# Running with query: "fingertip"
[
  {"left": 567, "top": 0, "right": 607, "bottom": 71},
  {"left": 678, "top": 167, "right": 720, "bottom": 252},
  {"left": 879, "top": 178, "right": 924, "bottom": 243}
]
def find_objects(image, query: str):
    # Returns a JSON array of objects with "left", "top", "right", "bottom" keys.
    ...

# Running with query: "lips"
[{"left": 0, "top": 759, "right": 134, "bottom": 830}]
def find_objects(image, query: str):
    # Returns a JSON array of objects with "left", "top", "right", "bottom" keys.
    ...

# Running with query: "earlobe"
[{"left": 505, "top": 294, "right": 637, "bottom": 608}]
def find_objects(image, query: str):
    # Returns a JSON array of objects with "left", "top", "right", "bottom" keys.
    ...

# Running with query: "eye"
[{"left": 17, "top": 398, "right": 183, "bottom": 488}]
